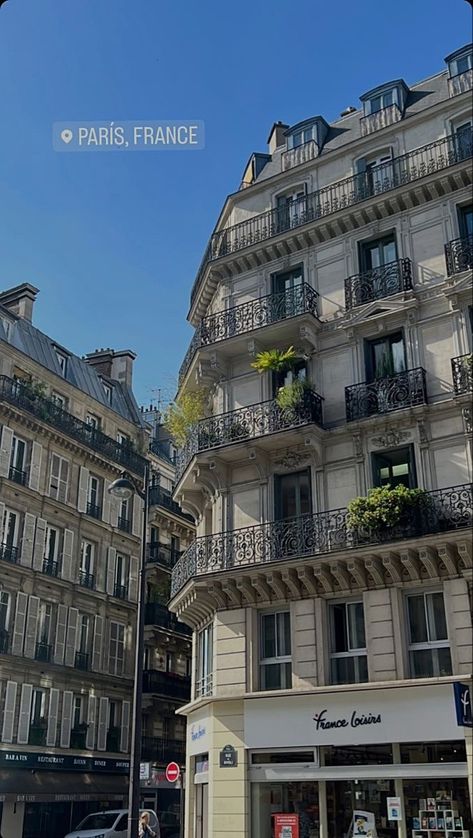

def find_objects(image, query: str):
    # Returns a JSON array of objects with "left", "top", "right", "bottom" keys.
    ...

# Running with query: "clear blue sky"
[{"left": 0, "top": 0, "right": 470, "bottom": 407}]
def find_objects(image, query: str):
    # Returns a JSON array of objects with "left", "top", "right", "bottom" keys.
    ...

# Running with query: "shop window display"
[
  {"left": 403, "top": 780, "right": 471, "bottom": 837},
  {"left": 251, "top": 781, "right": 319, "bottom": 838},
  {"left": 327, "top": 779, "right": 397, "bottom": 838}
]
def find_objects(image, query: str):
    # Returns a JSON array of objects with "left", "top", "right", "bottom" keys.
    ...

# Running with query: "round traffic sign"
[{"left": 165, "top": 761, "right": 180, "bottom": 783}]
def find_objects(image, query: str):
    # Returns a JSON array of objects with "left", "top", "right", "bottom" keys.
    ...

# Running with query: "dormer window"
[
  {"left": 360, "top": 81, "right": 408, "bottom": 136},
  {"left": 287, "top": 124, "right": 317, "bottom": 150},
  {"left": 282, "top": 116, "right": 329, "bottom": 172},
  {"left": 367, "top": 89, "right": 394, "bottom": 115},
  {"left": 446, "top": 45, "right": 473, "bottom": 97},
  {"left": 54, "top": 349, "right": 68, "bottom": 377},
  {"left": 102, "top": 381, "right": 113, "bottom": 404}
]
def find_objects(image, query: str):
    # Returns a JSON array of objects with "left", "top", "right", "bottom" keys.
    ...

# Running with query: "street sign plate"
[{"left": 165, "top": 761, "right": 181, "bottom": 783}]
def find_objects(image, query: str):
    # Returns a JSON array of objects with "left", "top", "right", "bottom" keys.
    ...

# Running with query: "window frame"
[
  {"left": 405, "top": 590, "right": 452, "bottom": 679},
  {"left": 449, "top": 52, "right": 473, "bottom": 77},
  {"left": 196, "top": 622, "right": 214, "bottom": 698},
  {"left": 54, "top": 349, "right": 68, "bottom": 377},
  {"left": 259, "top": 609, "right": 292, "bottom": 691},
  {"left": 30, "top": 688, "right": 46, "bottom": 726},
  {"left": 371, "top": 444, "right": 417, "bottom": 489},
  {"left": 364, "top": 330, "right": 406, "bottom": 382},
  {"left": 44, "top": 525, "right": 60, "bottom": 564},
  {"left": 109, "top": 621, "right": 126, "bottom": 676},
  {"left": 3, "top": 507, "right": 19, "bottom": 548},
  {"left": 80, "top": 539, "right": 95, "bottom": 575},
  {"left": 48, "top": 453, "right": 70, "bottom": 503},
  {"left": 329, "top": 599, "right": 368, "bottom": 686},
  {"left": 39, "top": 602, "right": 53, "bottom": 644},
  {"left": 365, "top": 88, "right": 398, "bottom": 116},
  {"left": 0, "top": 591, "right": 11, "bottom": 631}
]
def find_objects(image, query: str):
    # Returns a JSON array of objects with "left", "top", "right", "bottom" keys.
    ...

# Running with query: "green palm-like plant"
[{"left": 251, "top": 346, "right": 298, "bottom": 374}]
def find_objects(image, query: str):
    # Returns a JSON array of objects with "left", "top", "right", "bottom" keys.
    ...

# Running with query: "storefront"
[{"left": 245, "top": 682, "right": 472, "bottom": 838}]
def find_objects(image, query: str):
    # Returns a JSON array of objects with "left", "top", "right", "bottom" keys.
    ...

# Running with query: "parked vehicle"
[{"left": 64, "top": 809, "right": 160, "bottom": 838}]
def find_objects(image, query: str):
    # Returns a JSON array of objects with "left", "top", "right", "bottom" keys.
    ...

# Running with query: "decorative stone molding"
[{"left": 371, "top": 429, "right": 411, "bottom": 448}]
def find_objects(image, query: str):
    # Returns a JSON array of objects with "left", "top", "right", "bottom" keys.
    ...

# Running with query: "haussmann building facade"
[{"left": 168, "top": 44, "right": 473, "bottom": 838}]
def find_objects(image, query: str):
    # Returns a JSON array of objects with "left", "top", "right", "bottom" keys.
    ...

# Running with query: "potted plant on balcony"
[
  {"left": 347, "top": 483, "right": 432, "bottom": 544},
  {"left": 250, "top": 345, "right": 298, "bottom": 374},
  {"left": 276, "top": 378, "right": 312, "bottom": 413}
]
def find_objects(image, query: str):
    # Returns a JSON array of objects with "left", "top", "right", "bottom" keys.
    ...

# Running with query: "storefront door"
[
  {"left": 327, "top": 779, "right": 398, "bottom": 838},
  {"left": 195, "top": 783, "right": 208, "bottom": 838}
]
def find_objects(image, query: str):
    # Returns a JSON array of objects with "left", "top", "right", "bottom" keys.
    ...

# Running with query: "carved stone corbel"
[{"left": 400, "top": 548, "right": 422, "bottom": 581}]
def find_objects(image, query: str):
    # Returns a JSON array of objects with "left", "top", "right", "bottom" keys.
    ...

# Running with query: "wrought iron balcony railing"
[
  {"left": 0, "top": 629, "right": 9, "bottom": 654},
  {"left": 74, "top": 650, "right": 90, "bottom": 671},
  {"left": 190, "top": 129, "right": 473, "bottom": 308},
  {"left": 0, "top": 543, "right": 19, "bottom": 564},
  {"left": 42, "top": 558, "right": 60, "bottom": 577},
  {"left": 117, "top": 515, "right": 131, "bottom": 533},
  {"left": 360, "top": 103, "right": 402, "bottom": 137},
  {"left": 113, "top": 583, "right": 129, "bottom": 601},
  {"left": 141, "top": 736, "right": 186, "bottom": 765},
  {"left": 179, "top": 283, "right": 319, "bottom": 385},
  {"left": 142, "top": 669, "right": 191, "bottom": 702},
  {"left": 452, "top": 354, "right": 473, "bottom": 395},
  {"left": 445, "top": 234, "right": 473, "bottom": 275},
  {"left": 8, "top": 465, "right": 27, "bottom": 486},
  {"left": 0, "top": 375, "right": 146, "bottom": 476},
  {"left": 106, "top": 727, "right": 121, "bottom": 753},
  {"left": 86, "top": 501, "right": 102, "bottom": 519},
  {"left": 148, "top": 484, "right": 194, "bottom": 522},
  {"left": 35, "top": 641, "right": 52, "bottom": 663},
  {"left": 79, "top": 569, "right": 95, "bottom": 589},
  {"left": 345, "top": 367, "right": 427, "bottom": 422},
  {"left": 144, "top": 601, "right": 192, "bottom": 636},
  {"left": 70, "top": 728, "right": 88, "bottom": 750},
  {"left": 281, "top": 139, "right": 319, "bottom": 172},
  {"left": 344, "top": 258, "right": 413, "bottom": 310},
  {"left": 147, "top": 542, "right": 182, "bottom": 569},
  {"left": 171, "top": 483, "right": 472, "bottom": 596},
  {"left": 176, "top": 388, "right": 324, "bottom": 482}
]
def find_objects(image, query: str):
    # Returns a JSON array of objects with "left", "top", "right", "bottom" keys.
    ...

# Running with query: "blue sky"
[{"left": 0, "top": 0, "right": 470, "bottom": 407}]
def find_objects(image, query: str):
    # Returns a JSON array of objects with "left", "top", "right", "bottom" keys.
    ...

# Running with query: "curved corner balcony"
[
  {"left": 176, "top": 388, "right": 324, "bottom": 486},
  {"left": 345, "top": 368, "right": 427, "bottom": 422},
  {"left": 171, "top": 483, "right": 473, "bottom": 597},
  {"left": 179, "top": 283, "right": 319, "bottom": 387},
  {"left": 344, "top": 258, "right": 413, "bottom": 310}
]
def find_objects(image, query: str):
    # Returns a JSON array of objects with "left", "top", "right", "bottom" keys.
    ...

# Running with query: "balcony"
[
  {"left": 0, "top": 629, "right": 9, "bottom": 654},
  {"left": 344, "top": 258, "right": 413, "bottom": 310},
  {"left": 171, "top": 483, "right": 472, "bottom": 596},
  {"left": 42, "top": 558, "right": 60, "bottom": 577},
  {"left": 148, "top": 484, "right": 194, "bottom": 523},
  {"left": 29, "top": 724, "right": 47, "bottom": 747},
  {"left": 117, "top": 515, "right": 131, "bottom": 533},
  {"left": 190, "top": 129, "right": 473, "bottom": 310},
  {"left": 141, "top": 736, "right": 186, "bottom": 765},
  {"left": 106, "top": 727, "right": 121, "bottom": 752},
  {"left": 74, "top": 650, "right": 90, "bottom": 671},
  {"left": 360, "top": 103, "right": 402, "bottom": 137},
  {"left": 0, "top": 543, "right": 19, "bottom": 564},
  {"left": 345, "top": 368, "right": 427, "bottom": 422},
  {"left": 452, "top": 354, "right": 473, "bottom": 395},
  {"left": 144, "top": 601, "right": 192, "bottom": 636},
  {"left": 113, "top": 583, "right": 128, "bottom": 601},
  {"left": 86, "top": 501, "right": 102, "bottom": 520},
  {"left": 35, "top": 641, "right": 52, "bottom": 663},
  {"left": 70, "top": 727, "right": 88, "bottom": 750},
  {"left": 147, "top": 542, "right": 182, "bottom": 570},
  {"left": 79, "top": 569, "right": 95, "bottom": 590},
  {"left": 448, "top": 68, "right": 473, "bottom": 97},
  {"left": 281, "top": 139, "right": 319, "bottom": 172},
  {"left": 0, "top": 375, "right": 146, "bottom": 476},
  {"left": 142, "top": 669, "right": 191, "bottom": 702},
  {"left": 176, "top": 388, "right": 324, "bottom": 483},
  {"left": 179, "top": 283, "right": 319, "bottom": 385},
  {"left": 445, "top": 235, "right": 473, "bottom": 275},
  {"left": 8, "top": 465, "right": 27, "bottom": 486}
]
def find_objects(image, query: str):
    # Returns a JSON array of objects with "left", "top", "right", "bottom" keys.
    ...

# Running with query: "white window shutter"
[
  {"left": 132, "top": 497, "right": 143, "bottom": 537},
  {"left": 20, "top": 513, "right": 36, "bottom": 567},
  {"left": 0, "top": 426, "right": 13, "bottom": 478},
  {"left": 33, "top": 518, "right": 47, "bottom": 571},
  {"left": 110, "top": 495, "right": 120, "bottom": 528},
  {"left": 28, "top": 441, "right": 42, "bottom": 491},
  {"left": 78, "top": 466, "right": 89, "bottom": 513},
  {"left": 120, "top": 700, "right": 131, "bottom": 752},
  {"left": 0, "top": 502, "right": 5, "bottom": 543},
  {"left": 102, "top": 482, "right": 112, "bottom": 524},
  {"left": 92, "top": 615, "right": 104, "bottom": 671},
  {"left": 46, "top": 688, "right": 60, "bottom": 746},
  {"left": 86, "top": 694, "right": 97, "bottom": 750},
  {"left": 106, "top": 547, "right": 116, "bottom": 595},
  {"left": 1, "top": 681, "right": 18, "bottom": 743},
  {"left": 23, "top": 595, "right": 40, "bottom": 659},
  {"left": 61, "top": 529, "right": 74, "bottom": 582},
  {"left": 17, "top": 683, "right": 33, "bottom": 744},
  {"left": 97, "top": 697, "right": 109, "bottom": 751},
  {"left": 12, "top": 592, "right": 28, "bottom": 656},
  {"left": 54, "top": 604, "right": 68, "bottom": 665},
  {"left": 60, "top": 691, "right": 73, "bottom": 748},
  {"left": 129, "top": 556, "right": 139, "bottom": 603},
  {"left": 64, "top": 607, "right": 79, "bottom": 666}
]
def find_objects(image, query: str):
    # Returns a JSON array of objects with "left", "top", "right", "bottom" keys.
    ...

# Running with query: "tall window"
[
  {"left": 9, "top": 435, "right": 26, "bottom": 483},
  {"left": 196, "top": 623, "right": 213, "bottom": 697},
  {"left": 365, "top": 332, "right": 406, "bottom": 381},
  {"left": 359, "top": 234, "right": 397, "bottom": 274},
  {"left": 406, "top": 592, "right": 452, "bottom": 678},
  {"left": 259, "top": 611, "right": 292, "bottom": 691},
  {"left": 30, "top": 689, "right": 46, "bottom": 725},
  {"left": 44, "top": 526, "right": 59, "bottom": 571},
  {"left": 274, "top": 469, "right": 311, "bottom": 520},
  {"left": 39, "top": 603, "right": 52, "bottom": 645},
  {"left": 86, "top": 413, "right": 101, "bottom": 430},
  {"left": 372, "top": 446, "right": 417, "bottom": 489},
  {"left": 78, "top": 614, "right": 90, "bottom": 654},
  {"left": 368, "top": 89, "right": 394, "bottom": 114},
  {"left": 330, "top": 601, "right": 368, "bottom": 685},
  {"left": 80, "top": 540, "right": 95, "bottom": 585},
  {"left": 2, "top": 508, "right": 19, "bottom": 549},
  {"left": 276, "top": 188, "right": 306, "bottom": 232},
  {"left": 115, "top": 553, "right": 129, "bottom": 598},
  {"left": 87, "top": 474, "right": 101, "bottom": 517},
  {"left": 49, "top": 454, "right": 69, "bottom": 503},
  {"left": 73, "top": 695, "right": 84, "bottom": 729},
  {"left": 110, "top": 622, "right": 125, "bottom": 676},
  {"left": 0, "top": 592, "right": 10, "bottom": 650},
  {"left": 458, "top": 204, "right": 473, "bottom": 239}
]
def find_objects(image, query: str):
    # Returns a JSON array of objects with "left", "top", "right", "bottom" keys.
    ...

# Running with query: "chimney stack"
[
  {"left": 85, "top": 348, "right": 136, "bottom": 387},
  {"left": 0, "top": 283, "right": 39, "bottom": 322},
  {"left": 267, "top": 121, "right": 289, "bottom": 155}
]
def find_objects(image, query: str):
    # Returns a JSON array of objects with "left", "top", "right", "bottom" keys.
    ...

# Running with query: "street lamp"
[{"left": 108, "top": 464, "right": 149, "bottom": 838}]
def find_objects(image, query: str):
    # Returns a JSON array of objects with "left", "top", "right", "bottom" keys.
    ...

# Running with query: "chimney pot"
[{"left": 0, "top": 283, "right": 39, "bottom": 322}]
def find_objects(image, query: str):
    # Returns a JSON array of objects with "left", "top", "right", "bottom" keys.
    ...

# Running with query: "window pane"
[
  {"left": 391, "top": 336, "right": 406, "bottom": 373},
  {"left": 428, "top": 592, "right": 448, "bottom": 641},
  {"left": 407, "top": 595, "right": 427, "bottom": 643},
  {"left": 370, "top": 96, "right": 382, "bottom": 113},
  {"left": 410, "top": 648, "right": 434, "bottom": 678},
  {"left": 382, "top": 90, "right": 394, "bottom": 107},
  {"left": 261, "top": 614, "right": 276, "bottom": 659},
  {"left": 331, "top": 656, "right": 355, "bottom": 685},
  {"left": 331, "top": 603, "right": 348, "bottom": 652},
  {"left": 347, "top": 602, "right": 366, "bottom": 649},
  {"left": 277, "top": 611, "right": 291, "bottom": 656},
  {"left": 436, "top": 646, "right": 452, "bottom": 676},
  {"left": 261, "top": 663, "right": 283, "bottom": 690}
]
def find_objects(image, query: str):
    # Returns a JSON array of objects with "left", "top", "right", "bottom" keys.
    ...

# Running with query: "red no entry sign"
[{"left": 165, "top": 761, "right": 180, "bottom": 783}]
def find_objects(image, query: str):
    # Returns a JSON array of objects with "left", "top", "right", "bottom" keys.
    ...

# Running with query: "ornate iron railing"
[
  {"left": 179, "top": 283, "right": 319, "bottom": 385},
  {"left": 144, "top": 601, "right": 192, "bottom": 636},
  {"left": 8, "top": 465, "right": 27, "bottom": 486},
  {"left": 345, "top": 368, "right": 427, "bottom": 422},
  {"left": 148, "top": 484, "right": 194, "bottom": 522},
  {"left": 190, "top": 129, "right": 473, "bottom": 308},
  {"left": 345, "top": 258, "right": 413, "bottom": 310},
  {"left": 0, "top": 629, "right": 9, "bottom": 654},
  {"left": 86, "top": 501, "right": 102, "bottom": 519},
  {"left": 70, "top": 728, "right": 88, "bottom": 750},
  {"left": 147, "top": 541, "right": 182, "bottom": 569},
  {"left": 79, "top": 570, "right": 95, "bottom": 589},
  {"left": 35, "top": 641, "right": 52, "bottom": 662},
  {"left": 141, "top": 736, "right": 186, "bottom": 764},
  {"left": 0, "top": 543, "right": 19, "bottom": 564},
  {"left": 171, "top": 483, "right": 472, "bottom": 595},
  {"left": 445, "top": 234, "right": 473, "bottom": 275},
  {"left": 176, "top": 388, "right": 324, "bottom": 482},
  {"left": 74, "top": 651, "right": 90, "bottom": 671},
  {"left": 281, "top": 139, "right": 319, "bottom": 171},
  {"left": 42, "top": 559, "right": 60, "bottom": 577},
  {"left": 142, "top": 669, "right": 191, "bottom": 702},
  {"left": 452, "top": 354, "right": 473, "bottom": 395},
  {"left": 113, "top": 583, "right": 128, "bottom": 600},
  {"left": 0, "top": 376, "right": 147, "bottom": 476},
  {"left": 117, "top": 515, "right": 131, "bottom": 533}
]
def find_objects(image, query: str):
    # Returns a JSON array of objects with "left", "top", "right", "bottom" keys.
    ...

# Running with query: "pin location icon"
[{"left": 61, "top": 129, "right": 73, "bottom": 144}]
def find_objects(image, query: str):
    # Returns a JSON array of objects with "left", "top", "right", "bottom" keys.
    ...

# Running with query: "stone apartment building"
[{"left": 169, "top": 44, "right": 473, "bottom": 838}]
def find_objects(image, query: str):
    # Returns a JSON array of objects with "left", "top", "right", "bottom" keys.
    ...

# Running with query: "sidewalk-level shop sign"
[
  {"left": 387, "top": 797, "right": 402, "bottom": 821},
  {"left": 273, "top": 814, "right": 299, "bottom": 838},
  {"left": 454, "top": 682, "right": 472, "bottom": 727},
  {"left": 0, "top": 750, "right": 129, "bottom": 773},
  {"left": 219, "top": 744, "right": 238, "bottom": 767}
]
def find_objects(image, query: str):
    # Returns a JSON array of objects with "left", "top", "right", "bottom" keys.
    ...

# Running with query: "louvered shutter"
[
  {"left": 60, "top": 690, "right": 73, "bottom": 748},
  {"left": 97, "top": 697, "right": 109, "bottom": 751},
  {"left": 129, "top": 556, "right": 139, "bottom": 603},
  {"left": 0, "top": 426, "right": 13, "bottom": 478},
  {"left": 92, "top": 615, "right": 104, "bottom": 671},
  {"left": 102, "top": 482, "right": 112, "bottom": 524},
  {"left": 46, "top": 688, "right": 60, "bottom": 746},
  {"left": 54, "top": 604, "right": 68, "bottom": 665},
  {"left": 61, "top": 529, "right": 74, "bottom": 581},
  {"left": 17, "top": 683, "right": 33, "bottom": 744},
  {"left": 58, "top": 457, "right": 69, "bottom": 504},
  {"left": 12, "top": 592, "right": 28, "bottom": 656},
  {"left": 78, "top": 466, "right": 89, "bottom": 513},
  {"left": 33, "top": 518, "right": 47, "bottom": 571},
  {"left": 85, "top": 694, "right": 97, "bottom": 750},
  {"left": 64, "top": 608, "right": 79, "bottom": 666},
  {"left": 0, "top": 502, "right": 5, "bottom": 543},
  {"left": 106, "top": 547, "right": 116, "bottom": 595},
  {"left": 1, "top": 681, "right": 18, "bottom": 743},
  {"left": 28, "top": 441, "right": 42, "bottom": 491},
  {"left": 110, "top": 495, "right": 119, "bottom": 528},
  {"left": 120, "top": 700, "right": 131, "bottom": 752},
  {"left": 132, "top": 497, "right": 143, "bottom": 537},
  {"left": 20, "top": 513, "right": 36, "bottom": 567},
  {"left": 23, "top": 595, "right": 40, "bottom": 658}
]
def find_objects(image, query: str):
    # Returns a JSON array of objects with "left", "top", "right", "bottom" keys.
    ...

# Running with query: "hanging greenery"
[
  {"left": 347, "top": 484, "right": 429, "bottom": 532},
  {"left": 251, "top": 345, "right": 298, "bottom": 374},
  {"left": 276, "top": 378, "right": 311, "bottom": 411},
  {"left": 163, "top": 389, "right": 208, "bottom": 447}
]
